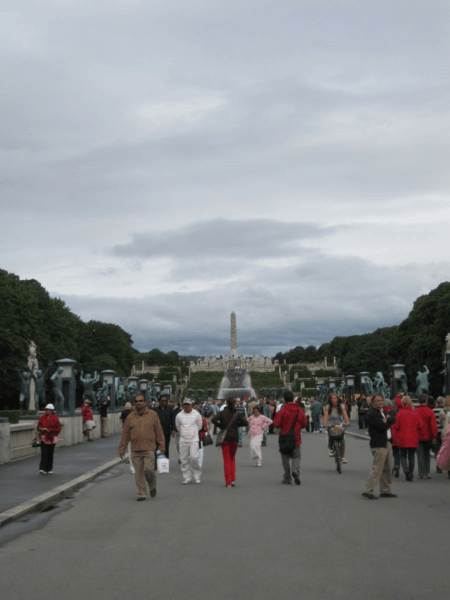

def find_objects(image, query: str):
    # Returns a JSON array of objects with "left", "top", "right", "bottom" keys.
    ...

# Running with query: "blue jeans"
[
  {"left": 238, "top": 427, "right": 243, "bottom": 446},
  {"left": 312, "top": 415, "right": 321, "bottom": 431}
]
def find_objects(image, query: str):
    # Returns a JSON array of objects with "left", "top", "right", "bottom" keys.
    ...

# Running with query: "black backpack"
[{"left": 202, "top": 403, "right": 212, "bottom": 418}]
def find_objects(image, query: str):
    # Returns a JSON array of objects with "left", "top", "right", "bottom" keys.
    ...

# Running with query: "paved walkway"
[
  {"left": 0, "top": 434, "right": 122, "bottom": 513},
  {"left": 1, "top": 427, "right": 449, "bottom": 600}
]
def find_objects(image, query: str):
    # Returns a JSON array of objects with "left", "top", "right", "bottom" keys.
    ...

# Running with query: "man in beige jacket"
[{"left": 119, "top": 395, "right": 165, "bottom": 501}]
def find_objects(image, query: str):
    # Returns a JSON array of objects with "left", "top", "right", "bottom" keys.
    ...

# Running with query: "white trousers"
[
  {"left": 250, "top": 434, "right": 263, "bottom": 465},
  {"left": 179, "top": 441, "right": 202, "bottom": 482}
]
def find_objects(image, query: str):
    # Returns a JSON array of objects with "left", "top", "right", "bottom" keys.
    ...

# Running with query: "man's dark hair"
[
  {"left": 284, "top": 390, "right": 294, "bottom": 403},
  {"left": 418, "top": 393, "right": 428, "bottom": 404},
  {"left": 159, "top": 395, "right": 168, "bottom": 401}
]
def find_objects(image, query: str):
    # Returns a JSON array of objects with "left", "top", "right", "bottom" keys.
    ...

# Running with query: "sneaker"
[
  {"left": 231, "top": 481, "right": 235, "bottom": 487},
  {"left": 329, "top": 451, "right": 334, "bottom": 457},
  {"left": 342, "top": 458, "right": 347, "bottom": 464},
  {"left": 183, "top": 479, "right": 193, "bottom": 484},
  {"left": 48, "top": 471, "right": 53, "bottom": 474},
  {"left": 194, "top": 478, "right": 201, "bottom": 484},
  {"left": 39, "top": 470, "right": 46, "bottom": 475}
]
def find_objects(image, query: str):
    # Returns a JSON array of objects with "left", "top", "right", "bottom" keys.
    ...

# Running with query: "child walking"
[{"left": 248, "top": 405, "right": 273, "bottom": 467}]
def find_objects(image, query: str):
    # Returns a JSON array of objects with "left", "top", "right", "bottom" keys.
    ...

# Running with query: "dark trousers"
[
  {"left": 400, "top": 448, "right": 416, "bottom": 476},
  {"left": 311, "top": 415, "right": 321, "bottom": 432},
  {"left": 417, "top": 440, "right": 433, "bottom": 478},
  {"left": 39, "top": 443, "right": 55, "bottom": 472},
  {"left": 392, "top": 445, "right": 400, "bottom": 469}
]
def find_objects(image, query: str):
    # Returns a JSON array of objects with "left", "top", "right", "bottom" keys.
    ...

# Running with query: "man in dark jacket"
[
  {"left": 362, "top": 395, "right": 397, "bottom": 499},
  {"left": 152, "top": 395, "right": 175, "bottom": 458},
  {"left": 273, "top": 391, "right": 307, "bottom": 485}
]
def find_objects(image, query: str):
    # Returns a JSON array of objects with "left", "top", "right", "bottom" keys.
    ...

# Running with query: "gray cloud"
[{"left": 2, "top": 0, "right": 450, "bottom": 358}]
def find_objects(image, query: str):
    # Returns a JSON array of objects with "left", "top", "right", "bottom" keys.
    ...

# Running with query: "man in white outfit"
[{"left": 175, "top": 398, "right": 203, "bottom": 484}]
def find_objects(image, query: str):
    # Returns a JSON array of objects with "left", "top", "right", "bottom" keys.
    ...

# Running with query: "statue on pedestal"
[
  {"left": 80, "top": 371, "right": 100, "bottom": 403},
  {"left": 363, "top": 376, "right": 374, "bottom": 397},
  {"left": 127, "top": 381, "right": 138, "bottom": 404},
  {"left": 416, "top": 365, "right": 430, "bottom": 395},
  {"left": 32, "top": 363, "right": 53, "bottom": 411},
  {"left": 116, "top": 377, "right": 126, "bottom": 404},
  {"left": 337, "top": 380, "right": 346, "bottom": 396},
  {"left": 50, "top": 367, "right": 66, "bottom": 415},
  {"left": 16, "top": 366, "right": 33, "bottom": 412},
  {"left": 399, "top": 371, "right": 408, "bottom": 394},
  {"left": 373, "top": 372, "right": 386, "bottom": 398}
]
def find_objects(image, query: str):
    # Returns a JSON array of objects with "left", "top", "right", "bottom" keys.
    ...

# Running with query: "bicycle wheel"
[{"left": 334, "top": 440, "right": 341, "bottom": 474}]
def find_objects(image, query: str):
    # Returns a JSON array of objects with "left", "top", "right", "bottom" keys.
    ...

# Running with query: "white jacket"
[{"left": 175, "top": 410, "right": 203, "bottom": 443}]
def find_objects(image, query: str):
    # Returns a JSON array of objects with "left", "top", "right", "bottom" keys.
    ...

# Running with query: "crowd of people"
[{"left": 34, "top": 388, "right": 450, "bottom": 501}]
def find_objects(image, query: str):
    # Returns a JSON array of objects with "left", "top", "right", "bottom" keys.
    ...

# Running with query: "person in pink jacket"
[{"left": 248, "top": 405, "right": 273, "bottom": 467}]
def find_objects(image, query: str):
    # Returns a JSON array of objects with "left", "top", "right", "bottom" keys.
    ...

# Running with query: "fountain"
[{"left": 218, "top": 368, "right": 256, "bottom": 400}]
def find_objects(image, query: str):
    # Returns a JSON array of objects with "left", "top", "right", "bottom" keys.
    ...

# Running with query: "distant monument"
[{"left": 231, "top": 311, "right": 238, "bottom": 360}]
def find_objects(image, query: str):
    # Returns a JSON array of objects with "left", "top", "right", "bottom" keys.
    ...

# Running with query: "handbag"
[
  {"left": 278, "top": 410, "right": 299, "bottom": 454},
  {"left": 215, "top": 412, "right": 239, "bottom": 448},
  {"left": 31, "top": 431, "right": 41, "bottom": 448},
  {"left": 202, "top": 432, "right": 214, "bottom": 447}
]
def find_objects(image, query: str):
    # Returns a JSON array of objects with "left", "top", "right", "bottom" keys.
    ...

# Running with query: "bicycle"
[{"left": 328, "top": 424, "right": 347, "bottom": 474}]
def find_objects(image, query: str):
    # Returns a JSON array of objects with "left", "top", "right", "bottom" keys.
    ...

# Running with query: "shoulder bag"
[
  {"left": 215, "top": 412, "right": 239, "bottom": 448},
  {"left": 278, "top": 410, "right": 299, "bottom": 455}
]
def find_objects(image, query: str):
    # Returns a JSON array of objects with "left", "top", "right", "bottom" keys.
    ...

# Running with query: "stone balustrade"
[{"left": 0, "top": 412, "right": 124, "bottom": 465}]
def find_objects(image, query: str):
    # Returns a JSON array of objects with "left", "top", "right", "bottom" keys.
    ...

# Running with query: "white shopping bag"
[{"left": 157, "top": 455, "right": 169, "bottom": 474}]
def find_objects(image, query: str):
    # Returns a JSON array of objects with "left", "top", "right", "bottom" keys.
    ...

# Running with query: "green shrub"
[
  {"left": 314, "top": 369, "right": 337, "bottom": 377},
  {"left": 249, "top": 371, "right": 283, "bottom": 392},
  {"left": 0, "top": 410, "right": 23, "bottom": 424},
  {"left": 290, "top": 366, "right": 312, "bottom": 377},
  {"left": 187, "top": 372, "right": 224, "bottom": 397}
]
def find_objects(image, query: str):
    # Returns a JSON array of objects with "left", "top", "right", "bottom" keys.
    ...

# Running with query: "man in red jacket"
[
  {"left": 273, "top": 391, "right": 307, "bottom": 485},
  {"left": 415, "top": 393, "right": 438, "bottom": 479}
]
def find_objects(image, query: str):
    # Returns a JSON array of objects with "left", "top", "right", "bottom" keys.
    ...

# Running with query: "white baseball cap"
[{"left": 45, "top": 404, "right": 55, "bottom": 410}]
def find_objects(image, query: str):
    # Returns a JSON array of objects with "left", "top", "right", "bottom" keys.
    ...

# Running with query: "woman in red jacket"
[
  {"left": 81, "top": 399, "right": 95, "bottom": 441},
  {"left": 37, "top": 404, "right": 62, "bottom": 474},
  {"left": 391, "top": 396, "right": 419, "bottom": 481}
]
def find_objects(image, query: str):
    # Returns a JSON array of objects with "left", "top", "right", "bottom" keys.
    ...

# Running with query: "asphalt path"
[{"left": 1, "top": 430, "right": 448, "bottom": 600}]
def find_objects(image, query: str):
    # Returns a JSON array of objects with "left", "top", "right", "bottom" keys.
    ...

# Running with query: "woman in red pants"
[{"left": 212, "top": 397, "right": 248, "bottom": 487}]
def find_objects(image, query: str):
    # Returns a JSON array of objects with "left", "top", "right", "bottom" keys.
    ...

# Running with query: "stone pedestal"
[{"left": 0, "top": 419, "right": 11, "bottom": 465}]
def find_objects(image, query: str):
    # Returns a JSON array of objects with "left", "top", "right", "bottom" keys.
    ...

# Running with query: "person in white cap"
[
  {"left": 175, "top": 398, "right": 203, "bottom": 484},
  {"left": 37, "top": 404, "right": 61, "bottom": 474}
]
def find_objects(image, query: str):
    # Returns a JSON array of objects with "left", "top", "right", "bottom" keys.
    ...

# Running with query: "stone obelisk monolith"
[{"left": 231, "top": 312, "right": 238, "bottom": 359}]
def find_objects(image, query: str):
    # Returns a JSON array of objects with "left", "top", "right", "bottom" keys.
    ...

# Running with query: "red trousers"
[{"left": 221, "top": 441, "right": 238, "bottom": 485}]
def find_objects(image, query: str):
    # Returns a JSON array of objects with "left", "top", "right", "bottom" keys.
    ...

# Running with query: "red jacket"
[
  {"left": 415, "top": 405, "right": 438, "bottom": 442},
  {"left": 391, "top": 406, "right": 419, "bottom": 448},
  {"left": 199, "top": 417, "right": 208, "bottom": 441},
  {"left": 81, "top": 404, "right": 93, "bottom": 421},
  {"left": 37, "top": 413, "right": 61, "bottom": 444},
  {"left": 273, "top": 403, "right": 307, "bottom": 446}
]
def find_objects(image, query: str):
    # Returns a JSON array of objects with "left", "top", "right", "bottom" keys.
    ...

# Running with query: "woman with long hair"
[
  {"left": 248, "top": 405, "right": 273, "bottom": 467},
  {"left": 211, "top": 397, "right": 248, "bottom": 487},
  {"left": 323, "top": 394, "right": 349, "bottom": 463}
]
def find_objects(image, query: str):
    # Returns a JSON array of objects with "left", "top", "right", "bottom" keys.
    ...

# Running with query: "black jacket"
[
  {"left": 152, "top": 405, "right": 175, "bottom": 434},
  {"left": 367, "top": 407, "right": 396, "bottom": 448}
]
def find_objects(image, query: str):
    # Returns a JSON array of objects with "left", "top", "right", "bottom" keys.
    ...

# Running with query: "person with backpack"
[{"left": 273, "top": 391, "right": 307, "bottom": 485}]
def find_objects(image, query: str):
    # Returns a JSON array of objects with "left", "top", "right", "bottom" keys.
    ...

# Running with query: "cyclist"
[{"left": 324, "top": 394, "right": 350, "bottom": 463}]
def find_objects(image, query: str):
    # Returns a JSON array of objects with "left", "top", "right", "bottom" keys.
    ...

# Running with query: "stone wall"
[{"left": 0, "top": 413, "right": 124, "bottom": 465}]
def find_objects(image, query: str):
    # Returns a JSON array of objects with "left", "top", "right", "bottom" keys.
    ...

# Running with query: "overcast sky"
[{"left": 1, "top": 1, "right": 450, "bottom": 357}]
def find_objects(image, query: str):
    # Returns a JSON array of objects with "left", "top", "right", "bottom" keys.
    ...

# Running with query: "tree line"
[
  {"left": 275, "top": 282, "right": 450, "bottom": 397},
  {"left": 0, "top": 270, "right": 183, "bottom": 409}
]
